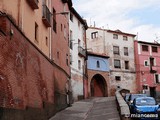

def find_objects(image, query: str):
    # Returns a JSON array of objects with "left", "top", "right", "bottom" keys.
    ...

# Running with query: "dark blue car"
[{"left": 131, "top": 97, "right": 160, "bottom": 120}]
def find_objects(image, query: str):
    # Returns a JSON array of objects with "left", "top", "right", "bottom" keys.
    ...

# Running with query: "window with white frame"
[{"left": 144, "top": 60, "right": 149, "bottom": 66}]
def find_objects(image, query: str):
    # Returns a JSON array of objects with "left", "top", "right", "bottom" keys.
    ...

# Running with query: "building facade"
[
  {"left": 51, "top": 0, "right": 72, "bottom": 110},
  {"left": 0, "top": 0, "right": 52, "bottom": 57},
  {"left": 86, "top": 27, "right": 137, "bottom": 95},
  {"left": 69, "top": 7, "right": 88, "bottom": 101},
  {"left": 87, "top": 52, "right": 110, "bottom": 97},
  {"left": 134, "top": 41, "right": 160, "bottom": 98},
  {"left": 0, "top": 0, "right": 72, "bottom": 119}
]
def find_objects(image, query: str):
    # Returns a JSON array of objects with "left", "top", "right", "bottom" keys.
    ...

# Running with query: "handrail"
[{"left": 115, "top": 88, "right": 131, "bottom": 120}]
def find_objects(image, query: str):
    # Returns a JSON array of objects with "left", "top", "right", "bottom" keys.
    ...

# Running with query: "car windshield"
[
  {"left": 136, "top": 98, "right": 156, "bottom": 106},
  {"left": 131, "top": 94, "right": 146, "bottom": 100}
]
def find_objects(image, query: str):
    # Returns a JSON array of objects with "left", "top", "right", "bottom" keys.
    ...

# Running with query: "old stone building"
[{"left": 86, "top": 27, "right": 137, "bottom": 95}]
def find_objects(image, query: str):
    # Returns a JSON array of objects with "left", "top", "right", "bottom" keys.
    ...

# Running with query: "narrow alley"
[{"left": 50, "top": 97, "right": 120, "bottom": 120}]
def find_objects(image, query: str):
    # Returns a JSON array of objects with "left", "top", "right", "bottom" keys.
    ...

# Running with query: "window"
[
  {"left": 124, "top": 47, "right": 128, "bottom": 56},
  {"left": 64, "top": 25, "right": 67, "bottom": 39},
  {"left": 155, "top": 74, "right": 160, "bottom": 84},
  {"left": 115, "top": 76, "right": 121, "bottom": 81},
  {"left": 113, "top": 46, "right": 120, "bottom": 55},
  {"left": 70, "top": 30, "right": 73, "bottom": 49},
  {"left": 57, "top": 52, "right": 59, "bottom": 59},
  {"left": 78, "top": 39, "right": 81, "bottom": 47},
  {"left": 144, "top": 60, "right": 149, "bottom": 66},
  {"left": 97, "top": 61, "right": 100, "bottom": 68},
  {"left": 125, "top": 61, "right": 129, "bottom": 69},
  {"left": 91, "top": 32, "right": 98, "bottom": 39},
  {"left": 66, "top": 54, "right": 68, "bottom": 66},
  {"left": 53, "top": 8, "right": 56, "bottom": 32},
  {"left": 142, "top": 45, "right": 148, "bottom": 51},
  {"left": 45, "top": 37, "right": 48, "bottom": 46},
  {"left": 123, "top": 36, "right": 128, "bottom": 41},
  {"left": 152, "top": 46, "right": 158, "bottom": 53},
  {"left": 61, "top": 24, "right": 63, "bottom": 31},
  {"left": 78, "top": 60, "right": 81, "bottom": 70},
  {"left": 35, "top": 22, "right": 38, "bottom": 42},
  {"left": 70, "top": 41, "right": 73, "bottom": 50},
  {"left": 70, "top": 13, "right": 73, "bottom": 22},
  {"left": 150, "top": 57, "right": 155, "bottom": 66},
  {"left": 113, "top": 34, "right": 118, "bottom": 39},
  {"left": 143, "top": 85, "right": 148, "bottom": 90},
  {"left": 114, "top": 59, "right": 121, "bottom": 68},
  {"left": 70, "top": 54, "right": 72, "bottom": 65},
  {"left": 78, "top": 21, "right": 80, "bottom": 28}
]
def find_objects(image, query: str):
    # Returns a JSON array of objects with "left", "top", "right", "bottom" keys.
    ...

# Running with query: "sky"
[{"left": 72, "top": 0, "right": 160, "bottom": 42}]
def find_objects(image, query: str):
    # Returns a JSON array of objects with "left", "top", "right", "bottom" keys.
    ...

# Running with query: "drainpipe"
[
  {"left": 103, "top": 27, "right": 106, "bottom": 54},
  {"left": 49, "top": 0, "right": 52, "bottom": 59}
]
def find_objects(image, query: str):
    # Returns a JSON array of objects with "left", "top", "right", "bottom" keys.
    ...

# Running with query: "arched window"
[{"left": 97, "top": 61, "right": 100, "bottom": 68}]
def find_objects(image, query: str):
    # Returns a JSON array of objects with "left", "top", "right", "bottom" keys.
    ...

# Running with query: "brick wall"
[
  {"left": 87, "top": 70, "right": 110, "bottom": 97},
  {"left": 0, "top": 15, "right": 69, "bottom": 120}
]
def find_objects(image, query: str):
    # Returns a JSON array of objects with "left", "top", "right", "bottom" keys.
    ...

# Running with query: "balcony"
[
  {"left": 150, "top": 66, "right": 157, "bottom": 73},
  {"left": 78, "top": 46, "right": 86, "bottom": 58},
  {"left": 27, "top": 0, "right": 39, "bottom": 9},
  {"left": 42, "top": 5, "right": 51, "bottom": 27}
]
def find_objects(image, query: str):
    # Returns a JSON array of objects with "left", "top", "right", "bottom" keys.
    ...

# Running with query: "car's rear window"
[{"left": 136, "top": 98, "right": 156, "bottom": 106}]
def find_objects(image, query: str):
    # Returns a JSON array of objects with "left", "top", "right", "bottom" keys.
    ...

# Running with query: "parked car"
[
  {"left": 124, "top": 93, "right": 130, "bottom": 103},
  {"left": 128, "top": 94, "right": 147, "bottom": 106},
  {"left": 131, "top": 97, "right": 160, "bottom": 119}
]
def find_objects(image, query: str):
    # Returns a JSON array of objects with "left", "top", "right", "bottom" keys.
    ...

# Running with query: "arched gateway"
[{"left": 90, "top": 74, "right": 108, "bottom": 97}]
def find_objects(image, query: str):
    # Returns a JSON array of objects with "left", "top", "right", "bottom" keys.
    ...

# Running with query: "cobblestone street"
[{"left": 49, "top": 97, "right": 120, "bottom": 120}]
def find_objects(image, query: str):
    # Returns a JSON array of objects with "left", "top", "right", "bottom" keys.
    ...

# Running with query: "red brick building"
[
  {"left": 134, "top": 40, "right": 160, "bottom": 99},
  {"left": 0, "top": 0, "right": 72, "bottom": 119},
  {"left": 51, "top": 0, "right": 72, "bottom": 111}
]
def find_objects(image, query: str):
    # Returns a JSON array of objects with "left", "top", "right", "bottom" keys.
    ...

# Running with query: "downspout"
[
  {"left": 18, "top": 0, "right": 20, "bottom": 27},
  {"left": 49, "top": 0, "right": 52, "bottom": 59},
  {"left": 83, "top": 25, "right": 88, "bottom": 99},
  {"left": 103, "top": 28, "right": 106, "bottom": 54}
]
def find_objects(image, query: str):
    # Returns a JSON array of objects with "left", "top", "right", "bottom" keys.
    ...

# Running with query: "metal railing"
[
  {"left": 78, "top": 46, "right": 86, "bottom": 57},
  {"left": 42, "top": 5, "right": 51, "bottom": 27}
]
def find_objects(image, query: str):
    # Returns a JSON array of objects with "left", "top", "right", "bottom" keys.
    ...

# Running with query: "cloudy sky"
[{"left": 72, "top": 0, "right": 160, "bottom": 42}]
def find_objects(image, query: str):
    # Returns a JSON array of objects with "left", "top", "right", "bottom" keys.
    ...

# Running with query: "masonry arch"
[{"left": 90, "top": 74, "right": 108, "bottom": 97}]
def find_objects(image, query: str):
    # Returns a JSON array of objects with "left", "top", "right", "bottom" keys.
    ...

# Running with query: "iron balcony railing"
[
  {"left": 78, "top": 46, "right": 86, "bottom": 58},
  {"left": 27, "top": 0, "right": 39, "bottom": 9},
  {"left": 42, "top": 5, "right": 51, "bottom": 27}
]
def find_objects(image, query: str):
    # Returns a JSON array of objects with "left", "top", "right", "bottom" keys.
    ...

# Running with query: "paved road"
[{"left": 49, "top": 97, "right": 120, "bottom": 120}]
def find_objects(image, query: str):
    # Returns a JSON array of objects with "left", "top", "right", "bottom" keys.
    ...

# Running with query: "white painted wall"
[{"left": 69, "top": 12, "right": 86, "bottom": 101}]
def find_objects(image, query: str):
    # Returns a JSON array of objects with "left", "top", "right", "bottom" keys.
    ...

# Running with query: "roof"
[
  {"left": 137, "top": 40, "right": 160, "bottom": 46},
  {"left": 87, "top": 51, "right": 109, "bottom": 58},
  {"left": 62, "top": 0, "right": 72, "bottom": 7},
  {"left": 88, "top": 27, "right": 136, "bottom": 37},
  {"left": 107, "top": 29, "right": 136, "bottom": 37}
]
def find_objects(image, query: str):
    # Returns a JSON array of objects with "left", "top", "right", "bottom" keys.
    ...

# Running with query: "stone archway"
[{"left": 90, "top": 74, "right": 107, "bottom": 97}]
